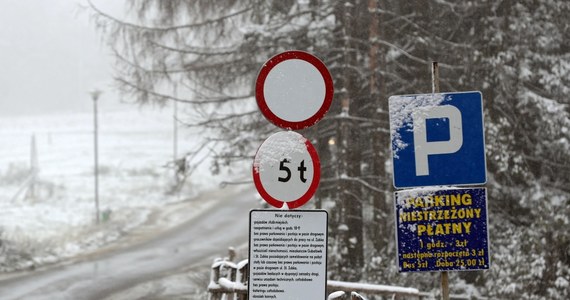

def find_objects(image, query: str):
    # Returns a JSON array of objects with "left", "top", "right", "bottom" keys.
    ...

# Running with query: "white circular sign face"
[
  {"left": 252, "top": 131, "right": 320, "bottom": 209},
  {"left": 255, "top": 51, "right": 334, "bottom": 130},
  {"left": 263, "top": 59, "right": 326, "bottom": 122}
]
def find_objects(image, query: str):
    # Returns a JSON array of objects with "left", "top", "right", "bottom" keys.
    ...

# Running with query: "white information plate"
[{"left": 248, "top": 210, "right": 328, "bottom": 300}]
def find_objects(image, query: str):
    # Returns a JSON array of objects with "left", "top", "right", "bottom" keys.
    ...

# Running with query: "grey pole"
[
  {"left": 432, "top": 61, "right": 450, "bottom": 300},
  {"left": 90, "top": 89, "right": 102, "bottom": 224},
  {"left": 173, "top": 100, "right": 178, "bottom": 163}
]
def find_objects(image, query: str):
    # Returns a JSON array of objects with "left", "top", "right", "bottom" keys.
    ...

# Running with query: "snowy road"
[{"left": 0, "top": 185, "right": 257, "bottom": 300}]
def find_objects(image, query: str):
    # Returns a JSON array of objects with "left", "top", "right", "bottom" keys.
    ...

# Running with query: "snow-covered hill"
[{"left": 0, "top": 104, "right": 234, "bottom": 272}]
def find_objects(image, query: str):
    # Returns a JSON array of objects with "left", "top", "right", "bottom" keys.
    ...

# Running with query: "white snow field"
[{"left": 0, "top": 103, "right": 238, "bottom": 272}]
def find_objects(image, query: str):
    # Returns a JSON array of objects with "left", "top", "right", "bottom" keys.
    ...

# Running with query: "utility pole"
[
  {"left": 173, "top": 100, "right": 178, "bottom": 164},
  {"left": 29, "top": 134, "right": 38, "bottom": 199},
  {"left": 90, "top": 89, "right": 102, "bottom": 224}
]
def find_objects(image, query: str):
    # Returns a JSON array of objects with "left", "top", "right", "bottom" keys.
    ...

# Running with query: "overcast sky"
[{"left": 0, "top": 0, "right": 124, "bottom": 116}]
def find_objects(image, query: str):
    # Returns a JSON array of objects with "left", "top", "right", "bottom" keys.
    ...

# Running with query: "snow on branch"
[
  {"left": 116, "top": 77, "right": 252, "bottom": 105},
  {"left": 88, "top": 0, "right": 254, "bottom": 32},
  {"left": 327, "top": 280, "right": 421, "bottom": 298}
]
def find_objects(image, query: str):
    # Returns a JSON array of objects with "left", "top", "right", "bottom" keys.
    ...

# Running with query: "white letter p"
[{"left": 412, "top": 105, "right": 463, "bottom": 176}]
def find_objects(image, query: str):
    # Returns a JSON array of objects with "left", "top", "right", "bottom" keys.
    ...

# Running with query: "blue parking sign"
[
  {"left": 389, "top": 91, "right": 486, "bottom": 188},
  {"left": 394, "top": 187, "right": 490, "bottom": 272}
]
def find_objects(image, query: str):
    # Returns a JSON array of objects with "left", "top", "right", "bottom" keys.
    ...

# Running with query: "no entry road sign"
[
  {"left": 389, "top": 91, "right": 487, "bottom": 188},
  {"left": 253, "top": 131, "right": 320, "bottom": 209},
  {"left": 255, "top": 50, "right": 334, "bottom": 130}
]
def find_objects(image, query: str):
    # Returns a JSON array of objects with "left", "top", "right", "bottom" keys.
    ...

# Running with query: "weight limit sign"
[{"left": 252, "top": 131, "right": 320, "bottom": 209}]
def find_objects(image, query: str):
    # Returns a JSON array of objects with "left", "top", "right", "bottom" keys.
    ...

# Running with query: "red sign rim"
[
  {"left": 255, "top": 50, "right": 334, "bottom": 130},
  {"left": 252, "top": 133, "right": 321, "bottom": 209}
]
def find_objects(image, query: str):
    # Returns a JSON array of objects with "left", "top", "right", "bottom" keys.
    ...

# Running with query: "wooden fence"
[
  {"left": 207, "top": 257, "right": 426, "bottom": 300},
  {"left": 207, "top": 248, "right": 489, "bottom": 300},
  {"left": 208, "top": 258, "right": 249, "bottom": 300}
]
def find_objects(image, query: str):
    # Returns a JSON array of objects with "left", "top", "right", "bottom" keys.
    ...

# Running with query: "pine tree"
[{"left": 92, "top": 0, "right": 570, "bottom": 296}]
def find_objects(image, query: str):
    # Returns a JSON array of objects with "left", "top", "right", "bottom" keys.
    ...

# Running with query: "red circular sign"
[
  {"left": 252, "top": 131, "right": 320, "bottom": 209},
  {"left": 255, "top": 51, "right": 334, "bottom": 130}
]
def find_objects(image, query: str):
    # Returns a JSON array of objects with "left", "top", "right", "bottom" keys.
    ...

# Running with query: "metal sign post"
[
  {"left": 389, "top": 62, "right": 490, "bottom": 300},
  {"left": 250, "top": 51, "right": 333, "bottom": 299},
  {"left": 433, "top": 62, "right": 450, "bottom": 300}
]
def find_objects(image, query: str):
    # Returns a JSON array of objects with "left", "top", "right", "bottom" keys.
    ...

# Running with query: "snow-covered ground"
[{"left": 0, "top": 103, "right": 240, "bottom": 272}]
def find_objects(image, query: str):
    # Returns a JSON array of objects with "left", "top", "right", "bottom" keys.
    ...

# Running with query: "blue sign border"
[
  {"left": 389, "top": 91, "right": 487, "bottom": 188},
  {"left": 394, "top": 187, "right": 490, "bottom": 273}
]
